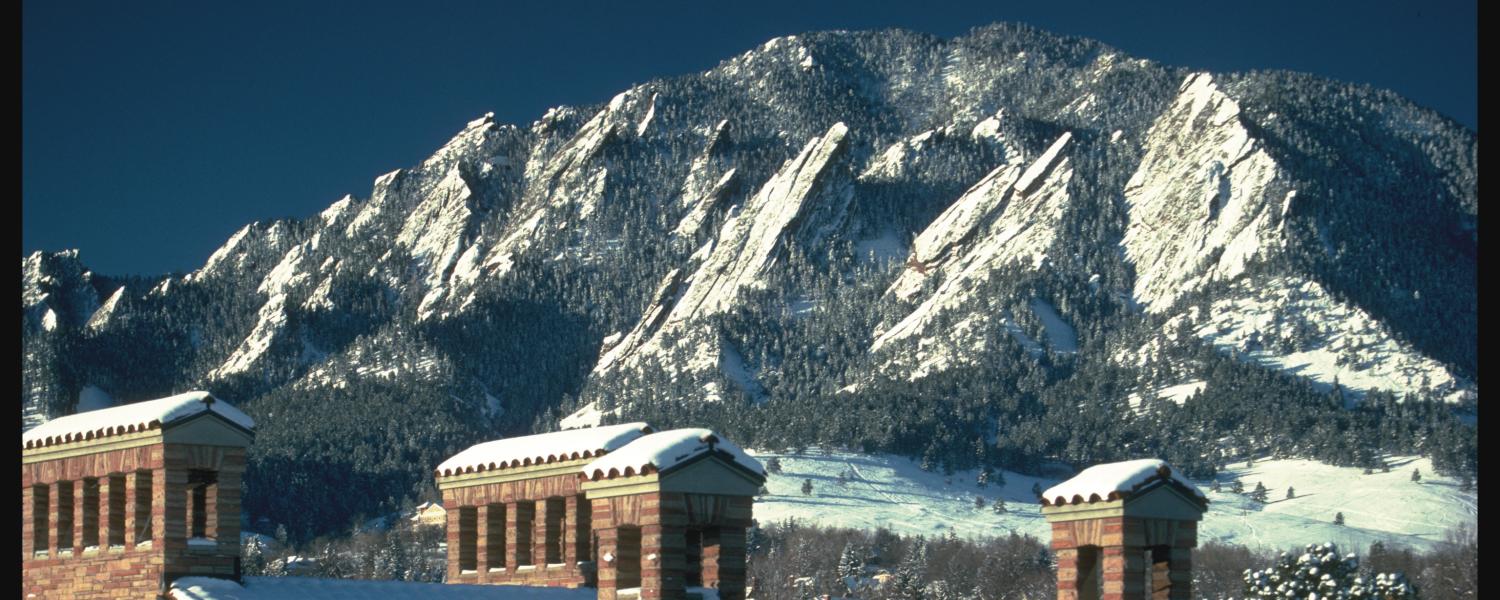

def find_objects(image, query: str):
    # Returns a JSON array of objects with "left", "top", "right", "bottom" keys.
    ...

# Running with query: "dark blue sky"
[{"left": 23, "top": 0, "right": 1477, "bottom": 277}]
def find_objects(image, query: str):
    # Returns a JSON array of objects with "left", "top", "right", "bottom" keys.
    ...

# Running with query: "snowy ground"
[
  {"left": 170, "top": 576, "right": 594, "bottom": 599},
  {"left": 748, "top": 450, "right": 1475, "bottom": 553}
]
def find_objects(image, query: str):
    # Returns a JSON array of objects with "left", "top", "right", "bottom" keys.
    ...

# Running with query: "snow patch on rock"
[
  {"left": 1122, "top": 73, "right": 1289, "bottom": 312},
  {"left": 872, "top": 133, "right": 1075, "bottom": 376}
]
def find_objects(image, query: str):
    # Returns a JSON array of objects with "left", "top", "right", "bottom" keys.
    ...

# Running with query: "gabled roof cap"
[
  {"left": 581, "top": 428, "right": 765, "bottom": 482},
  {"left": 436, "top": 422, "right": 652, "bottom": 477},
  {"left": 1041, "top": 458, "right": 1206, "bottom": 507},
  {"left": 22, "top": 391, "right": 254, "bottom": 450}
]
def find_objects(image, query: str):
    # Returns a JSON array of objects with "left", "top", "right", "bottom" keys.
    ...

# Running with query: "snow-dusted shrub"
[{"left": 1243, "top": 542, "right": 1416, "bottom": 599}]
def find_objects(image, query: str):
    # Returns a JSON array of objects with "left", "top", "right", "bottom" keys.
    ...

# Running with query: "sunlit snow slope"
[{"left": 749, "top": 450, "right": 1475, "bottom": 553}]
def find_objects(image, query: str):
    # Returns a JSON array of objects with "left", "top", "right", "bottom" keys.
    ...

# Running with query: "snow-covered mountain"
[{"left": 21, "top": 24, "right": 1475, "bottom": 540}]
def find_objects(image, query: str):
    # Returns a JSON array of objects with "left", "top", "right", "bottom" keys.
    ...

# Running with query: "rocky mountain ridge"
[{"left": 22, "top": 23, "right": 1476, "bottom": 539}]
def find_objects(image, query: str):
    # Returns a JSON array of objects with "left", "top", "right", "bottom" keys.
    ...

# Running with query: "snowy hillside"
[{"left": 750, "top": 449, "right": 1475, "bottom": 553}]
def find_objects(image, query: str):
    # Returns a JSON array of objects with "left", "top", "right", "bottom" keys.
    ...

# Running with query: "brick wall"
[
  {"left": 1049, "top": 517, "right": 1197, "bottom": 600},
  {"left": 22, "top": 442, "right": 246, "bottom": 599},
  {"left": 591, "top": 492, "right": 753, "bottom": 600},
  {"left": 441, "top": 471, "right": 595, "bottom": 589}
]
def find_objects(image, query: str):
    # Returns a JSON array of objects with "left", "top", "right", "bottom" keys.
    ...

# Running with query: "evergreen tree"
[
  {"left": 241, "top": 534, "right": 268, "bottom": 576},
  {"left": 894, "top": 538, "right": 929, "bottom": 599},
  {"left": 975, "top": 495, "right": 987, "bottom": 510},
  {"left": 1251, "top": 482, "right": 1269, "bottom": 503},
  {"left": 766, "top": 457, "right": 782, "bottom": 475},
  {"left": 1286, "top": 486, "right": 1296, "bottom": 500},
  {"left": 1334, "top": 512, "right": 1345, "bottom": 526},
  {"left": 1232, "top": 479, "right": 1245, "bottom": 494},
  {"left": 1411, "top": 468, "right": 1422, "bottom": 483},
  {"left": 992, "top": 498, "right": 1007, "bottom": 514},
  {"left": 801, "top": 478, "right": 814, "bottom": 496},
  {"left": 837, "top": 541, "right": 864, "bottom": 582},
  {"left": 1031, "top": 482, "right": 1043, "bottom": 498}
]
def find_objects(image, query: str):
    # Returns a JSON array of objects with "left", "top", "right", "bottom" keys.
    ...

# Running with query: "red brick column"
[
  {"left": 475, "top": 505, "right": 490, "bottom": 582},
  {"left": 22, "top": 485, "right": 36, "bottom": 557},
  {"left": 163, "top": 466, "right": 188, "bottom": 551},
  {"left": 72, "top": 480, "right": 87, "bottom": 552},
  {"left": 564, "top": 495, "right": 580, "bottom": 567},
  {"left": 48, "top": 482, "right": 64, "bottom": 554},
  {"left": 595, "top": 526, "right": 619, "bottom": 600},
  {"left": 1055, "top": 547, "right": 1080, "bottom": 600},
  {"left": 445, "top": 502, "right": 463, "bottom": 581},
  {"left": 1165, "top": 548, "right": 1191, "bottom": 600},
  {"left": 215, "top": 468, "right": 243, "bottom": 554},
  {"left": 99, "top": 476, "right": 115, "bottom": 548},
  {"left": 123, "top": 473, "right": 138, "bottom": 547},
  {"left": 642, "top": 523, "right": 687, "bottom": 600},
  {"left": 1102, "top": 545, "right": 1146, "bottom": 600},
  {"left": 533, "top": 499, "right": 549, "bottom": 567},
  {"left": 152, "top": 467, "right": 168, "bottom": 544},
  {"left": 712, "top": 527, "right": 748, "bottom": 600}
]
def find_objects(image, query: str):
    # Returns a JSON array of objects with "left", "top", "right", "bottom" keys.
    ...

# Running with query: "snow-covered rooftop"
[
  {"left": 582, "top": 428, "right": 765, "bottom": 481},
  {"left": 23, "top": 391, "right": 255, "bottom": 450},
  {"left": 169, "top": 576, "right": 594, "bottom": 599},
  {"left": 435, "top": 422, "right": 653, "bottom": 477},
  {"left": 1040, "top": 458, "right": 1206, "bottom": 507}
]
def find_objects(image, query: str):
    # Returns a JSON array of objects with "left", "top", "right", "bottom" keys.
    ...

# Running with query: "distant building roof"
[
  {"left": 22, "top": 391, "right": 255, "bottom": 450},
  {"left": 1040, "top": 458, "right": 1206, "bottom": 507},
  {"left": 582, "top": 428, "right": 765, "bottom": 481},
  {"left": 435, "top": 422, "right": 652, "bottom": 477}
]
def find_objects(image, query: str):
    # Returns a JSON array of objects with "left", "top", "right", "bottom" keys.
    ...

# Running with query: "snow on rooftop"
[
  {"left": 435, "top": 422, "right": 652, "bottom": 477},
  {"left": 169, "top": 576, "right": 595, "bottom": 600},
  {"left": 582, "top": 428, "right": 765, "bottom": 481},
  {"left": 23, "top": 391, "right": 254, "bottom": 450},
  {"left": 1041, "top": 458, "right": 1205, "bottom": 507}
]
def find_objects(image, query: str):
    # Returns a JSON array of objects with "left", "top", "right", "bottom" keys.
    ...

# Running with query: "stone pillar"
[
  {"left": 164, "top": 466, "right": 189, "bottom": 549},
  {"left": 153, "top": 467, "right": 169, "bottom": 544},
  {"left": 445, "top": 503, "right": 463, "bottom": 581},
  {"left": 1102, "top": 545, "right": 1146, "bottom": 600},
  {"left": 642, "top": 523, "right": 686, "bottom": 600},
  {"left": 595, "top": 526, "right": 619, "bottom": 600},
  {"left": 48, "top": 483, "right": 63, "bottom": 552},
  {"left": 22, "top": 485, "right": 36, "bottom": 557},
  {"left": 1055, "top": 547, "right": 1081, "bottom": 600},
  {"left": 1166, "top": 548, "right": 1192, "bottom": 600},
  {"left": 713, "top": 527, "right": 748, "bottom": 600},
  {"left": 533, "top": 499, "right": 549, "bottom": 566},
  {"left": 564, "top": 495, "right": 580, "bottom": 567},
  {"left": 475, "top": 505, "right": 490, "bottom": 582},
  {"left": 99, "top": 476, "right": 115, "bottom": 547},
  {"left": 72, "top": 479, "right": 86, "bottom": 551},
  {"left": 215, "top": 469, "right": 243, "bottom": 552},
  {"left": 505, "top": 501, "right": 520, "bottom": 569},
  {"left": 124, "top": 472, "right": 138, "bottom": 547}
]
